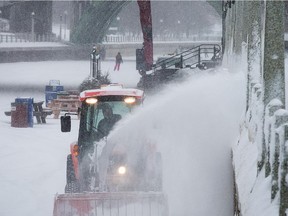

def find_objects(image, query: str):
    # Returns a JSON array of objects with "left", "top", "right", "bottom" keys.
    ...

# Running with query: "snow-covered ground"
[
  {"left": 0, "top": 59, "right": 245, "bottom": 216},
  {"left": 0, "top": 59, "right": 140, "bottom": 91}
]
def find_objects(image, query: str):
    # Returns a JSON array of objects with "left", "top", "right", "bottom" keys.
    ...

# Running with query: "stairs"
[{"left": 137, "top": 44, "right": 222, "bottom": 90}]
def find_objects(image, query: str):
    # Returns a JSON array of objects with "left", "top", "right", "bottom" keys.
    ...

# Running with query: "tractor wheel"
[
  {"left": 65, "top": 154, "right": 80, "bottom": 193},
  {"left": 66, "top": 154, "right": 76, "bottom": 182}
]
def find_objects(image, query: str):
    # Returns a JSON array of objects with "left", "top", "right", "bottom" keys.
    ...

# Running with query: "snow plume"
[{"left": 103, "top": 68, "right": 245, "bottom": 216}]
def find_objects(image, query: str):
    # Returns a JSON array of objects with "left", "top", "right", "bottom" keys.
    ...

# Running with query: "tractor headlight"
[
  {"left": 118, "top": 166, "right": 126, "bottom": 175},
  {"left": 124, "top": 97, "right": 136, "bottom": 104},
  {"left": 86, "top": 98, "right": 98, "bottom": 104}
]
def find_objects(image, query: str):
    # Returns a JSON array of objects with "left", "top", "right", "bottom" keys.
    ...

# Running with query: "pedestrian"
[{"left": 114, "top": 52, "right": 123, "bottom": 71}]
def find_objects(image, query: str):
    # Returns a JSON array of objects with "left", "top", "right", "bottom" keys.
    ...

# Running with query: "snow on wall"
[{"left": 224, "top": 1, "right": 288, "bottom": 215}]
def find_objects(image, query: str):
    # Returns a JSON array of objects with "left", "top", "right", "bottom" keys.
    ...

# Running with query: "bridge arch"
[
  {"left": 71, "top": 1, "right": 128, "bottom": 43},
  {"left": 70, "top": 1, "right": 222, "bottom": 44}
]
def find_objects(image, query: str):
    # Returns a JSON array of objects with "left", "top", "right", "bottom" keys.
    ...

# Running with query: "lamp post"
[
  {"left": 0, "top": 10, "right": 2, "bottom": 32},
  {"left": 159, "top": 19, "right": 163, "bottom": 39},
  {"left": 177, "top": 20, "right": 181, "bottom": 39},
  {"left": 91, "top": 45, "right": 100, "bottom": 79},
  {"left": 116, "top": 16, "right": 120, "bottom": 34},
  {"left": 31, "top": 12, "right": 35, "bottom": 42},
  {"left": 59, "top": 14, "right": 62, "bottom": 40},
  {"left": 64, "top": 11, "right": 67, "bottom": 40}
]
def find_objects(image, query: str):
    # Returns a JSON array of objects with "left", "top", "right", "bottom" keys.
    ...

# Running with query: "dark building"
[{"left": 8, "top": 1, "right": 52, "bottom": 35}]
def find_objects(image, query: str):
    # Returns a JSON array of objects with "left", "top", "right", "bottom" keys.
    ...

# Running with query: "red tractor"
[{"left": 53, "top": 84, "right": 167, "bottom": 216}]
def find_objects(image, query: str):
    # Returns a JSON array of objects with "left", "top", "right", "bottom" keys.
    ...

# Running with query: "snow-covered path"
[{"left": 0, "top": 60, "right": 245, "bottom": 216}]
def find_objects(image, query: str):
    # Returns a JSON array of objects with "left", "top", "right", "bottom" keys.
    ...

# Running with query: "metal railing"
[
  {"left": 152, "top": 44, "right": 221, "bottom": 72},
  {"left": 0, "top": 33, "right": 58, "bottom": 43},
  {"left": 0, "top": 32, "right": 221, "bottom": 44},
  {"left": 104, "top": 34, "right": 222, "bottom": 43}
]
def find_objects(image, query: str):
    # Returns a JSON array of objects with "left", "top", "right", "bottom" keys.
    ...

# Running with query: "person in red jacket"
[{"left": 114, "top": 52, "right": 123, "bottom": 71}]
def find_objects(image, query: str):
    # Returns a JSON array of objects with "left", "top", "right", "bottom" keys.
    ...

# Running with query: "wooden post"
[
  {"left": 280, "top": 125, "right": 288, "bottom": 215},
  {"left": 264, "top": 100, "right": 284, "bottom": 177},
  {"left": 263, "top": 1, "right": 285, "bottom": 108}
]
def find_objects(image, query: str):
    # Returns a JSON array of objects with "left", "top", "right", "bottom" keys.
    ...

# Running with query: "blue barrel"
[
  {"left": 15, "top": 97, "right": 34, "bottom": 128},
  {"left": 45, "top": 85, "right": 64, "bottom": 106}
]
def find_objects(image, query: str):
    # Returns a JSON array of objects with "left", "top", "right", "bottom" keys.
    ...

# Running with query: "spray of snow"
[{"left": 104, "top": 68, "right": 245, "bottom": 216}]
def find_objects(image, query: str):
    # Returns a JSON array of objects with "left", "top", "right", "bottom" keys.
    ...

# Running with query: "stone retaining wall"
[{"left": 0, "top": 41, "right": 221, "bottom": 63}]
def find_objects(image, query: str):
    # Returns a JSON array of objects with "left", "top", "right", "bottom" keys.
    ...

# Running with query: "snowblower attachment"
[
  {"left": 53, "top": 192, "right": 168, "bottom": 216},
  {"left": 54, "top": 84, "right": 168, "bottom": 216}
]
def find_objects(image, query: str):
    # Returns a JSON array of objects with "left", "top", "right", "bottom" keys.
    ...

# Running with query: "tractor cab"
[
  {"left": 61, "top": 84, "right": 143, "bottom": 134},
  {"left": 78, "top": 85, "right": 143, "bottom": 147},
  {"left": 61, "top": 84, "right": 144, "bottom": 153}
]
